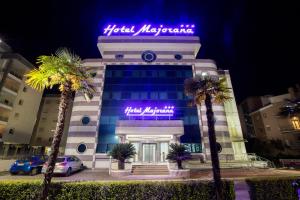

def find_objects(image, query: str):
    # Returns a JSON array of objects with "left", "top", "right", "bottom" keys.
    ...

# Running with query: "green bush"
[
  {"left": 246, "top": 177, "right": 298, "bottom": 200},
  {"left": 0, "top": 180, "right": 235, "bottom": 200}
]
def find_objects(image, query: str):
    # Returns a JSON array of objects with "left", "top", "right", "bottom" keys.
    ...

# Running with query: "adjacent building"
[
  {"left": 239, "top": 85, "right": 300, "bottom": 156},
  {"left": 0, "top": 40, "right": 43, "bottom": 157},
  {"left": 30, "top": 94, "right": 73, "bottom": 155},
  {"left": 64, "top": 26, "right": 247, "bottom": 169}
]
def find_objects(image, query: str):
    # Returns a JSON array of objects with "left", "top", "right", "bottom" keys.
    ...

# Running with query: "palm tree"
[
  {"left": 166, "top": 143, "right": 192, "bottom": 169},
  {"left": 184, "top": 75, "right": 231, "bottom": 200},
  {"left": 25, "top": 48, "right": 94, "bottom": 200},
  {"left": 109, "top": 143, "right": 136, "bottom": 170}
]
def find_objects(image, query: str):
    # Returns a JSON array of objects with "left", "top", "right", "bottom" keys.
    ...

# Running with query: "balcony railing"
[
  {"left": 0, "top": 116, "right": 9, "bottom": 122},
  {"left": 3, "top": 84, "right": 19, "bottom": 93},
  {"left": 0, "top": 98, "right": 13, "bottom": 107},
  {"left": 279, "top": 126, "right": 300, "bottom": 133},
  {"left": 8, "top": 70, "right": 23, "bottom": 80}
]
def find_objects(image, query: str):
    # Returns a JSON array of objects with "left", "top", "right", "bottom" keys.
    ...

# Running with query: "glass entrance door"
[{"left": 143, "top": 144, "right": 156, "bottom": 163}]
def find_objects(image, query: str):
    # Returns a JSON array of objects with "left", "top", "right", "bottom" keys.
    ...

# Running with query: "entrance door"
[{"left": 143, "top": 144, "right": 156, "bottom": 163}]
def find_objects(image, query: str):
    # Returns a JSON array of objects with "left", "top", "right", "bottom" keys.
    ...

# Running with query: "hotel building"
[{"left": 64, "top": 26, "right": 247, "bottom": 168}]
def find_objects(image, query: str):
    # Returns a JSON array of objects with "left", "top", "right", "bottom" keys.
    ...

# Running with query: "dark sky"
[{"left": 1, "top": 0, "right": 299, "bottom": 102}]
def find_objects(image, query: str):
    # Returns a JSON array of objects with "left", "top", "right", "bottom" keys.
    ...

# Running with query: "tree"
[
  {"left": 184, "top": 75, "right": 231, "bottom": 200},
  {"left": 109, "top": 143, "right": 136, "bottom": 170},
  {"left": 166, "top": 143, "right": 192, "bottom": 169},
  {"left": 278, "top": 98, "right": 300, "bottom": 117},
  {"left": 25, "top": 48, "right": 94, "bottom": 200}
]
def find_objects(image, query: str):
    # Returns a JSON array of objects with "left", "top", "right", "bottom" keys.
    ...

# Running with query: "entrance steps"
[{"left": 132, "top": 165, "right": 169, "bottom": 175}]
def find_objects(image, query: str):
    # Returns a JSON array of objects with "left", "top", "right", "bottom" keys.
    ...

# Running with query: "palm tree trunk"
[
  {"left": 40, "top": 83, "right": 72, "bottom": 200},
  {"left": 205, "top": 93, "right": 223, "bottom": 200}
]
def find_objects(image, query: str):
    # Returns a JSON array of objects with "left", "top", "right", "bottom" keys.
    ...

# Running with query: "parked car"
[
  {"left": 42, "top": 155, "right": 84, "bottom": 176},
  {"left": 10, "top": 155, "right": 47, "bottom": 175}
]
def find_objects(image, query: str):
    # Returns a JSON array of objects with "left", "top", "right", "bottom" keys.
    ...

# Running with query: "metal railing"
[
  {"left": 0, "top": 116, "right": 9, "bottom": 122},
  {"left": 247, "top": 153, "right": 276, "bottom": 168},
  {"left": 8, "top": 71, "right": 23, "bottom": 80},
  {"left": 0, "top": 99, "right": 13, "bottom": 107}
]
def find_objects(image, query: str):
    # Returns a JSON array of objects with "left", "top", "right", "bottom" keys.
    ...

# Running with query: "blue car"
[{"left": 10, "top": 155, "right": 47, "bottom": 175}]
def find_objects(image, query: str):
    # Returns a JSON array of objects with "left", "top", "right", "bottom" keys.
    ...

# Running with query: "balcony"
[
  {"left": 8, "top": 71, "right": 23, "bottom": 82},
  {"left": 0, "top": 116, "right": 9, "bottom": 123},
  {"left": 279, "top": 126, "right": 300, "bottom": 133},
  {"left": 0, "top": 98, "right": 13, "bottom": 110}
]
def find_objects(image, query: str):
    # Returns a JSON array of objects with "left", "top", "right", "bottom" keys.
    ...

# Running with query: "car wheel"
[
  {"left": 65, "top": 168, "right": 72, "bottom": 177},
  {"left": 10, "top": 172, "right": 18, "bottom": 175},
  {"left": 30, "top": 168, "right": 38, "bottom": 176}
]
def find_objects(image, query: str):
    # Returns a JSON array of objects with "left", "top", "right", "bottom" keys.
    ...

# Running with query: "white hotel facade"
[{"left": 64, "top": 25, "right": 247, "bottom": 168}]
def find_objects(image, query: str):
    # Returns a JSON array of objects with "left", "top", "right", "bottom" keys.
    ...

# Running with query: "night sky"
[{"left": 0, "top": 0, "right": 299, "bottom": 102}]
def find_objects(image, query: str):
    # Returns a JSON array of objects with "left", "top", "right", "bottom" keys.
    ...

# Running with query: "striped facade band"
[{"left": 65, "top": 64, "right": 105, "bottom": 168}]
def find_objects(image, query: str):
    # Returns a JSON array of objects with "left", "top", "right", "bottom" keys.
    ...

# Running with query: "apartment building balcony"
[
  {"left": 2, "top": 76, "right": 20, "bottom": 95},
  {"left": 0, "top": 99, "right": 13, "bottom": 110},
  {"left": 0, "top": 116, "right": 8, "bottom": 124},
  {"left": 7, "top": 71, "right": 23, "bottom": 82},
  {"left": 279, "top": 125, "right": 300, "bottom": 133}
]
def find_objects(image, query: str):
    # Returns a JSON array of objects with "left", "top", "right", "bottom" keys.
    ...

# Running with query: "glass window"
[
  {"left": 168, "top": 92, "right": 177, "bottom": 99},
  {"left": 167, "top": 71, "right": 176, "bottom": 77},
  {"left": 146, "top": 71, "right": 152, "bottom": 77},
  {"left": 123, "top": 71, "right": 132, "bottom": 77},
  {"left": 159, "top": 71, "right": 166, "bottom": 77},
  {"left": 131, "top": 92, "right": 139, "bottom": 99},
  {"left": 159, "top": 92, "right": 167, "bottom": 99},
  {"left": 77, "top": 143, "right": 87, "bottom": 153},
  {"left": 132, "top": 71, "right": 139, "bottom": 77},
  {"left": 150, "top": 92, "right": 158, "bottom": 99},
  {"left": 103, "top": 92, "right": 110, "bottom": 99},
  {"left": 140, "top": 92, "right": 147, "bottom": 99},
  {"left": 177, "top": 92, "right": 183, "bottom": 99},
  {"left": 112, "top": 92, "right": 121, "bottom": 100},
  {"left": 82, "top": 116, "right": 90, "bottom": 125},
  {"left": 105, "top": 71, "right": 112, "bottom": 77},
  {"left": 121, "top": 92, "right": 131, "bottom": 99}
]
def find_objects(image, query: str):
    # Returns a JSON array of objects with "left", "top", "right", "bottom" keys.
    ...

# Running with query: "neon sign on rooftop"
[{"left": 103, "top": 24, "right": 195, "bottom": 36}]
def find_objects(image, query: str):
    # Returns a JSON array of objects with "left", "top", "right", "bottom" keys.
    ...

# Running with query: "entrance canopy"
[{"left": 115, "top": 120, "right": 184, "bottom": 142}]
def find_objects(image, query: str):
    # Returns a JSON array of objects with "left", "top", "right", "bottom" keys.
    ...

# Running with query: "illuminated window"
[{"left": 291, "top": 117, "right": 300, "bottom": 130}]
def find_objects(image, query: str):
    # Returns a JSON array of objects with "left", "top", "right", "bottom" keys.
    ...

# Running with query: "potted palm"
[
  {"left": 167, "top": 143, "right": 192, "bottom": 178},
  {"left": 108, "top": 143, "right": 136, "bottom": 177}
]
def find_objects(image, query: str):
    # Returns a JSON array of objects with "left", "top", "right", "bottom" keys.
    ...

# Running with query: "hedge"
[
  {"left": 0, "top": 180, "right": 235, "bottom": 200},
  {"left": 246, "top": 177, "right": 299, "bottom": 200}
]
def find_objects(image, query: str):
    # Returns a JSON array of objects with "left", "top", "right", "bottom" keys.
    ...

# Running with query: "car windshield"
[{"left": 56, "top": 158, "right": 65, "bottom": 163}]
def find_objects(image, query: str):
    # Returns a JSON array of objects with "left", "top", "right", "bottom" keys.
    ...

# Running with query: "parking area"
[{"left": 0, "top": 168, "right": 299, "bottom": 181}]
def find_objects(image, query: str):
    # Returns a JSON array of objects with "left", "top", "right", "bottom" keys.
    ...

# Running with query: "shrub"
[
  {"left": 246, "top": 177, "right": 299, "bottom": 200},
  {"left": 0, "top": 180, "right": 235, "bottom": 200}
]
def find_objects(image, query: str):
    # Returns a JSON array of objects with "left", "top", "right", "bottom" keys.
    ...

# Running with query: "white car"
[{"left": 42, "top": 156, "right": 84, "bottom": 176}]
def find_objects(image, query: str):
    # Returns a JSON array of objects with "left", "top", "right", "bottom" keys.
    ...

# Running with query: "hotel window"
[
  {"left": 121, "top": 92, "right": 131, "bottom": 99},
  {"left": 291, "top": 117, "right": 300, "bottom": 130},
  {"left": 112, "top": 92, "right": 121, "bottom": 100},
  {"left": 123, "top": 71, "right": 132, "bottom": 77},
  {"left": 23, "top": 87, "right": 27, "bottom": 92},
  {"left": 131, "top": 92, "right": 139, "bottom": 99},
  {"left": 140, "top": 92, "right": 147, "bottom": 99},
  {"left": 150, "top": 92, "right": 158, "bottom": 99},
  {"left": 159, "top": 92, "right": 167, "bottom": 99},
  {"left": 168, "top": 92, "right": 177, "bottom": 99},
  {"left": 82, "top": 116, "right": 90, "bottom": 125},
  {"left": 146, "top": 71, "right": 152, "bottom": 77}
]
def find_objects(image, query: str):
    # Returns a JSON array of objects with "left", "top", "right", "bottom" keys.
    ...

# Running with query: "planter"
[
  {"left": 110, "top": 169, "right": 131, "bottom": 177},
  {"left": 169, "top": 169, "right": 190, "bottom": 178}
]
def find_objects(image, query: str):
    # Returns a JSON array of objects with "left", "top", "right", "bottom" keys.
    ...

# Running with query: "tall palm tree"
[
  {"left": 25, "top": 48, "right": 94, "bottom": 200},
  {"left": 184, "top": 75, "right": 231, "bottom": 200}
]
